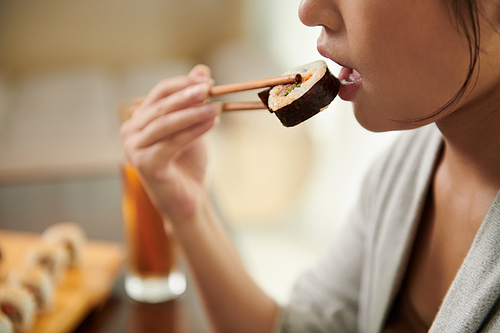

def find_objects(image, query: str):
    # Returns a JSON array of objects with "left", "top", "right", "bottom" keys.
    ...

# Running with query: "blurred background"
[{"left": 0, "top": 0, "right": 400, "bottom": 305}]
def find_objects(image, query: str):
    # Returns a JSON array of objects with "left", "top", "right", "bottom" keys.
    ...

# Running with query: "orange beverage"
[{"left": 121, "top": 163, "right": 174, "bottom": 278}]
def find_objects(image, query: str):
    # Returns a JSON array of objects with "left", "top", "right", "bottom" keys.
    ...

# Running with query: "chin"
[
  {"left": 352, "top": 105, "right": 421, "bottom": 133},
  {"left": 352, "top": 105, "right": 392, "bottom": 133}
]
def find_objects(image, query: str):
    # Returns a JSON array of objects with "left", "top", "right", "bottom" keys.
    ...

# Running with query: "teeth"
[{"left": 340, "top": 74, "right": 356, "bottom": 85}]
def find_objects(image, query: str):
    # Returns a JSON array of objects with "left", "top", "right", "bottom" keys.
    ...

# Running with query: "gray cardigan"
[{"left": 278, "top": 124, "right": 500, "bottom": 332}]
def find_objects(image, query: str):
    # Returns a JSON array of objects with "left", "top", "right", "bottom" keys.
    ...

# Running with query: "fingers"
[
  {"left": 129, "top": 63, "right": 214, "bottom": 132},
  {"left": 141, "top": 72, "right": 213, "bottom": 107},
  {"left": 152, "top": 117, "right": 215, "bottom": 162},
  {"left": 121, "top": 100, "right": 221, "bottom": 167},
  {"left": 120, "top": 64, "right": 219, "bottom": 171},
  {"left": 125, "top": 64, "right": 213, "bottom": 122},
  {"left": 135, "top": 102, "right": 221, "bottom": 148},
  {"left": 126, "top": 114, "right": 216, "bottom": 175},
  {"left": 131, "top": 81, "right": 213, "bottom": 132}
]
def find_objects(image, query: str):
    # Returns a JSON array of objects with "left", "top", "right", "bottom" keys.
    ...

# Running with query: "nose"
[
  {"left": 299, "top": 0, "right": 343, "bottom": 32},
  {"left": 298, "top": 0, "right": 317, "bottom": 27}
]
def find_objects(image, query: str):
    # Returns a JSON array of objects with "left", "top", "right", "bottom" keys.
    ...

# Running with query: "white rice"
[{"left": 0, "top": 311, "right": 14, "bottom": 333}]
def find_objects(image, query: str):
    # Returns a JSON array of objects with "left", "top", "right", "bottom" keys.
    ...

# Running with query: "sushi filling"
[
  {"left": 22, "top": 284, "right": 44, "bottom": 310},
  {"left": 1, "top": 303, "right": 22, "bottom": 325},
  {"left": 282, "top": 73, "right": 314, "bottom": 96},
  {"left": 64, "top": 241, "right": 77, "bottom": 262},
  {"left": 283, "top": 83, "right": 300, "bottom": 96},
  {"left": 38, "top": 256, "right": 56, "bottom": 276}
]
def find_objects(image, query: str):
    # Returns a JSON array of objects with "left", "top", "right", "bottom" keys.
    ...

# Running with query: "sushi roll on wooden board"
[
  {"left": 0, "top": 229, "right": 124, "bottom": 333},
  {"left": 41, "top": 222, "right": 86, "bottom": 267},
  {"left": 0, "top": 284, "right": 36, "bottom": 332},
  {"left": 24, "top": 242, "right": 69, "bottom": 284},
  {"left": 7, "top": 266, "right": 54, "bottom": 314},
  {"left": 258, "top": 60, "right": 340, "bottom": 127}
]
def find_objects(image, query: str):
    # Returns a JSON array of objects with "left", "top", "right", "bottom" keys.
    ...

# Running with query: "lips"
[
  {"left": 338, "top": 67, "right": 362, "bottom": 101},
  {"left": 317, "top": 42, "right": 362, "bottom": 101},
  {"left": 317, "top": 35, "right": 362, "bottom": 102}
]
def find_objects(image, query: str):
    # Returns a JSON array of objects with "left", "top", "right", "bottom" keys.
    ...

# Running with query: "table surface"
[{"left": 74, "top": 272, "right": 212, "bottom": 333}]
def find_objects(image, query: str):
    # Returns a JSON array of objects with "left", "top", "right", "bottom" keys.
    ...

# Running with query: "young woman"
[{"left": 120, "top": 0, "right": 500, "bottom": 331}]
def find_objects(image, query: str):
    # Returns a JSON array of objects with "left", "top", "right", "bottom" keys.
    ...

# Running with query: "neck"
[{"left": 435, "top": 87, "right": 500, "bottom": 193}]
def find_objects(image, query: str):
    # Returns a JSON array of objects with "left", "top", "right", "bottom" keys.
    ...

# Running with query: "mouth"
[
  {"left": 338, "top": 67, "right": 361, "bottom": 85},
  {"left": 337, "top": 67, "right": 362, "bottom": 101},
  {"left": 316, "top": 39, "right": 362, "bottom": 101}
]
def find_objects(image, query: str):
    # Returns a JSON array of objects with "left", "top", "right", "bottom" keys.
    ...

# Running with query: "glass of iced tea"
[{"left": 121, "top": 162, "right": 186, "bottom": 303}]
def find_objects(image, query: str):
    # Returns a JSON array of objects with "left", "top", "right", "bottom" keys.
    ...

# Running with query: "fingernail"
[
  {"left": 212, "top": 102, "right": 223, "bottom": 116},
  {"left": 214, "top": 114, "right": 221, "bottom": 126},
  {"left": 201, "top": 103, "right": 217, "bottom": 117},
  {"left": 186, "top": 82, "right": 210, "bottom": 98},
  {"left": 212, "top": 102, "right": 223, "bottom": 126}
]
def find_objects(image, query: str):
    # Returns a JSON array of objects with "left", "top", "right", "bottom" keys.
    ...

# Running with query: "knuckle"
[
  {"left": 150, "top": 114, "right": 172, "bottom": 136},
  {"left": 129, "top": 152, "right": 149, "bottom": 174},
  {"left": 119, "top": 122, "right": 130, "bottom": 142},
  {"left": 122, "top": 136, "right": 142, "bottom": 161}
]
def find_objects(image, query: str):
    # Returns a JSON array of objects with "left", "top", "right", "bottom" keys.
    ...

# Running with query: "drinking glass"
[{"left": 121, "top": 163, "right": 186, "bottom": 303}]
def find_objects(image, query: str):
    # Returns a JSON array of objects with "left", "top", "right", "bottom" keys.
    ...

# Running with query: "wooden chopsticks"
[
  {"left": 221, "top": 101, "right": 266, "bottom": 112},
  {"left": 212, "top": 73, "right": 301, "bottom": 112},
  {"left": 210, "top": 74, "right": 301, "bottom": 96}
]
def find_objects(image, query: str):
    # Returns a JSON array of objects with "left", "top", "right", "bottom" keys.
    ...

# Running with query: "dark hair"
[{"left": 401, "top": 0, "right": 481, "bottom": 123}]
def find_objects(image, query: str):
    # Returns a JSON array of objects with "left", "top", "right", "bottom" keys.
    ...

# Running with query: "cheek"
[{"left": 347, "top": 0, "right": 471, "bottom": 129}]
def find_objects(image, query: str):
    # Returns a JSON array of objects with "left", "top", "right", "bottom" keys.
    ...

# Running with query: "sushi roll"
[
  {"left": 42, "top": 222, "right": 86, "bottom": 266},
  {"left": 0, "top": 311, "right": 13, "bottom": 333},
  {"left": 24, "top": 242, "right": 69, "bottom": 283},
  {"left": 0, "top": 284, "right": 36, "bottom": 332},
  {"left": 258, "top": 60, "right": 340, "bottom": 127},
  {"left": 7, "top": 266, "right": 54, "bottom": 313}
]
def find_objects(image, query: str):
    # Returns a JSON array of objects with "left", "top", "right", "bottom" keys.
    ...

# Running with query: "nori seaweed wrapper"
[{"left": 258, "top": 69, "right": 340, "bottom": 127}]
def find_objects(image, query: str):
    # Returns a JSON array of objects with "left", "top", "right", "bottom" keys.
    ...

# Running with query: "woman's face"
[{"left": 299, "top": 0, "right": 475, "bottom": 131}]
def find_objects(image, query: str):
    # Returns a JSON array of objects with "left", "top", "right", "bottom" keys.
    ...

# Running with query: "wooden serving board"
[{"left": 0, "top": 230, "right": 124, "bottom": 333}]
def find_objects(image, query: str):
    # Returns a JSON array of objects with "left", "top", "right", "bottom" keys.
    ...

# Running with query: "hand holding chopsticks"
[{"left": 122, "top": 73, "right": 302, "bottom": 115}]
